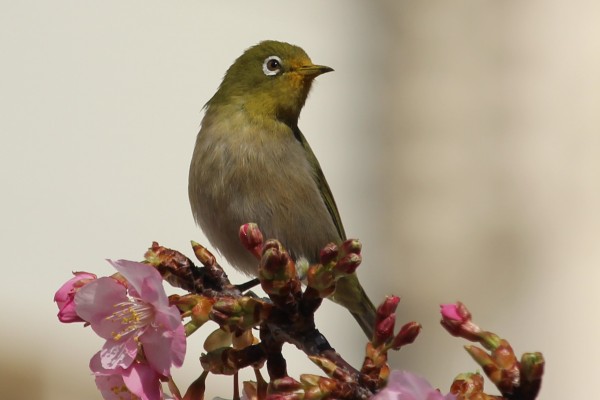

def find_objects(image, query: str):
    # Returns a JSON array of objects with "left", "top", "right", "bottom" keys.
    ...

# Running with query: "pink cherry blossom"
[
  {"left": 74, "top": 259, "right": 186, "bottom": 378},
  {"left": 54, "top": 271, "right": 97, "bottom": 323},
  {"left": 91, "top": 352, "right": 164, "bottom": 400},
  {"left": 439, "top": 304, "right": 464, "bottom": 323},
  {"left": 439, "top": 302, "right": 481, "bottom": 341},
  {"left": 372, "top": 370, "right": 455, "bottom": 400}
]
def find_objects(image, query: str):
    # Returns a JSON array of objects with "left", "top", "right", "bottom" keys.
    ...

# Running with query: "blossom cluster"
[
  {"left": 55, "top": 260, "right": 186, "bottom": 400},
  {"left": 55, "top": 225, "right": 544, "bottom": 400}
]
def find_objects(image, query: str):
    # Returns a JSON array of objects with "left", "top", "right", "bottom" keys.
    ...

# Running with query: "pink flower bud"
[
  {"left": 374, "top": 314, "right": 396, "bottom": 345},
  {"left": 54, "top": 271, "right": 97, "bottom": 323},
  {"left": 376, "top": 296, "right": 400, "bottom": 325},
  {"left": 440, "top": 302, "right": 481, "bottom": 341},
  {"left": 440, "top": 302, "right": 470, "bottom": 323},
  {"left": 391, "top": 321, "right": 421, "bottom": 349},
  {"left": 239, "top": 223, "right": 264, "bottom": 259},
  {"left": 440, "top": 304, "right": 463, "bottom": 322}
]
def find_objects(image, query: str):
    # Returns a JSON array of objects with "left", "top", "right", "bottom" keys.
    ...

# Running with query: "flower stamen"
[{"left": 108, "top": 298, "right": 155, "bottom": 341}]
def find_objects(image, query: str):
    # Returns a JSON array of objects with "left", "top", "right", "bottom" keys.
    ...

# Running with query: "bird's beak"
[{"left": 296, "top": 64, "right": 334, "bottom": 77}]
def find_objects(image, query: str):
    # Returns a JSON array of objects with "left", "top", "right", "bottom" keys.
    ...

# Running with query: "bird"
[{"left": 188, "top": 40, "right": 376, "bottom": 338}]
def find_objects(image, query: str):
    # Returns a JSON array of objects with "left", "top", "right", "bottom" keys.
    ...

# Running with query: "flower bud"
[
  {"left": 191, "top": 241, "right": 216, "bottom": 266},
  {"left": 299, "top": 374, "right": 321, "bottom": 386},
  {"left": 213, "top": 297, "right": 241, "bottom": 315},
  {"left": 191, "top": 296, "right": 214, "bottom": 327},
  {"left": 480, "top": 332, "right": 503, "bottom": 352},
  {"left": 440, "top": 302, "right": 481, "bottom": 341},
  {"left": 211, "top": 297, "right": 241, "bottom": 326},
  {"left": 466, "top": 343, "right": 520, "bottom": 394},
  {"left": 376, "top": 295, "right": 400, "bottom": 323},
  {"left": 308, "top": 355, "right": 337, "bottom": 377},
  {"left": 449, "top": 372, "right": 485, "bottom": 396},
  {"left": 335, "top": 253, "right": 361, "bottom": 274},
  {"left": 204, "top": 327, "right": 232, "bottom": 352},
  {"left": 306, "top": 264, "right": 335, "bottom": 294},
  {"left": 260, "top": 242, "right": 292, "bottom": 280},
  {"left": 239, "top": 223, "right": 264, "bottom": 259},
  {"left": 390, "top": 321, "right": 421, "bottom": 350},
  {"left": 521, "top": 352, "right": 545, "bottom": 383},
  {"left": 319, "top": 243, "right": 338, "bottom": 265},
  {"left": 54, "top": 271, "right": 97, "bottom": 323},
  {"left": 465, "top": 345, "right": 496, "bottom": 373},
  {"left": 300, "top": 374, "right": 337, "bottom": 399},
  {"left": 374, "top": 314, "right": 395, "bottom": 346},
  {"left": 170, "top": 294, "right": 214, "bottom": 334},
  {"left": 258, "top": 241, "right": 298, "bottom": 299},
  {"left": 440, "top": 303, "right": 466, "bottom": 322},
  {"left": 263, "top": 238, "right": 282, "bottom": 252},
  {"left": 339, "top": 238, "right": 361, "bottom": 256}
]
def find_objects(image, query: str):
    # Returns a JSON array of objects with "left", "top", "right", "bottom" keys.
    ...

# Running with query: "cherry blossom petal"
[
  {"left": 140, "top": 323, "right": 186, "bottom": 375},
  {"left": 75, "top": 277, "right": 130, "bottom": 339},
  {"left": 95, "top": 374, "right": 137, "bottom": 400},
  {"left": 373, "top": 370, "right": 456, "bottom": 400},
  {"left": 154, "top": 303, "right": 187, "bottom": 332},
  {"left": 57, "top": 299, "right": 81, "bottom": 323},
  {"left": 169, "top": 323, "right": 187, "bottom": 368},
  {"left": 91, "top": 352, "right": 163, "bottom": 400},
  {"left": 108, "top": 259, "right": 168, "bottom": 306},
  {"left": 122, "top": 362, "right": 162, "bottom": 400},
  {"left": 54, "top": 272, "right": 96, "bottom": 305},
  {"left": 100, "top": 335, "right": 139, "bottom": 370},
  {"left": 77, "top": 259, "right": 186, "bottom": 382},
  {"left": 440, "top": 304, "right": 463, "bottom": 322}
]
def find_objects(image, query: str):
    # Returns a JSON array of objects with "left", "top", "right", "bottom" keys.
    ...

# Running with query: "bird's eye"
[{"left": 263, "top": 56, "right": 282, "bottom": 76}]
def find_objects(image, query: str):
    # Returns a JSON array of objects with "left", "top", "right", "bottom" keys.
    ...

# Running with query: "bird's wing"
[{"left": 292, "top": 126, "right": 347, "bottom": 241}]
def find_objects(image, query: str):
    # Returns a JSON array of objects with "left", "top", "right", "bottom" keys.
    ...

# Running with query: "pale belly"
[{"left": 189, "top": 124, "right": 340, "bottom": 276}]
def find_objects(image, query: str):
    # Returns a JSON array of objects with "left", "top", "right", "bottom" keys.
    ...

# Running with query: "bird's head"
[{"left": 206, "top": 40, "right": 333, "bottom": 125}]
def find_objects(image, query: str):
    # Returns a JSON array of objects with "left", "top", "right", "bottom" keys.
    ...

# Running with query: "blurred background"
[{"left": 1, "top": 1, "right": 598, "bottom": 398}]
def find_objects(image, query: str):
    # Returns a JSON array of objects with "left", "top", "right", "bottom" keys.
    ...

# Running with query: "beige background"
[{"left": 1, "top": 1, "right": 598, "bottom": 399}]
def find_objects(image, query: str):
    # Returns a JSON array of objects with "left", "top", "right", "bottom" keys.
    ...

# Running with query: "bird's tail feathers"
[{"left": 332, "top": 274, "right": 376, "bottom": 339}]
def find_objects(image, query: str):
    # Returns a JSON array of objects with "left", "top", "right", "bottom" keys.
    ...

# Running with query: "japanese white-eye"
[{"left": 189, "top": 40, "right": 376, "bottom": 338}]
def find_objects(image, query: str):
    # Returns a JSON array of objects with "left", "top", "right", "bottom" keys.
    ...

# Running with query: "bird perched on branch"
[{"left": 189, "top": 40, "right": 376, "bottom": 338}]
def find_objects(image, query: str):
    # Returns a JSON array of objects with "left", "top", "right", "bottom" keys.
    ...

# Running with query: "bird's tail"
[{"left": 332, "top": 273, "right": 376, "bottom": 339}]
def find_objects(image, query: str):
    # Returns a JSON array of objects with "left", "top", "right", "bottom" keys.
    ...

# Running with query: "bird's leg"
[{"left": 236, "top": 278, "right": 260, "bottom": 292}]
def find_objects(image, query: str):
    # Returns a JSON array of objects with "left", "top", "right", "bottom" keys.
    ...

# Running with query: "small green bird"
[{"left": 189, "top": 40, "right": 376, "bottom": 338}]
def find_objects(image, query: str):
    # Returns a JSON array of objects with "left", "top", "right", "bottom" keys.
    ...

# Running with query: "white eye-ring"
[{"left": 263, "top": 55, "right": 282, "bottom": 76}]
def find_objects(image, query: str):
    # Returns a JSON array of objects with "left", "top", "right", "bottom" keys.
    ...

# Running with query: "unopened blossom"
[
  {"left": 439, "top": 302, "right": 481, "bottom": 342},
  {"left": 54, "top": 271, "right": 97, "bottom": 323},
  {"left": 75, "top": 260, "right": 186, "bottom": 377}
]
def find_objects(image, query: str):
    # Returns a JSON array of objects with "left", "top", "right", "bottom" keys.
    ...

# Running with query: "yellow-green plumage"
[{"left": 189, "top": 40, "right": 376, "bottom": 338}]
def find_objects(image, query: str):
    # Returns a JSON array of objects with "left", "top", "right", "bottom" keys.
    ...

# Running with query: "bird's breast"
[{"left": 189, "top": 109, "right": 340, "bottom": 275}]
